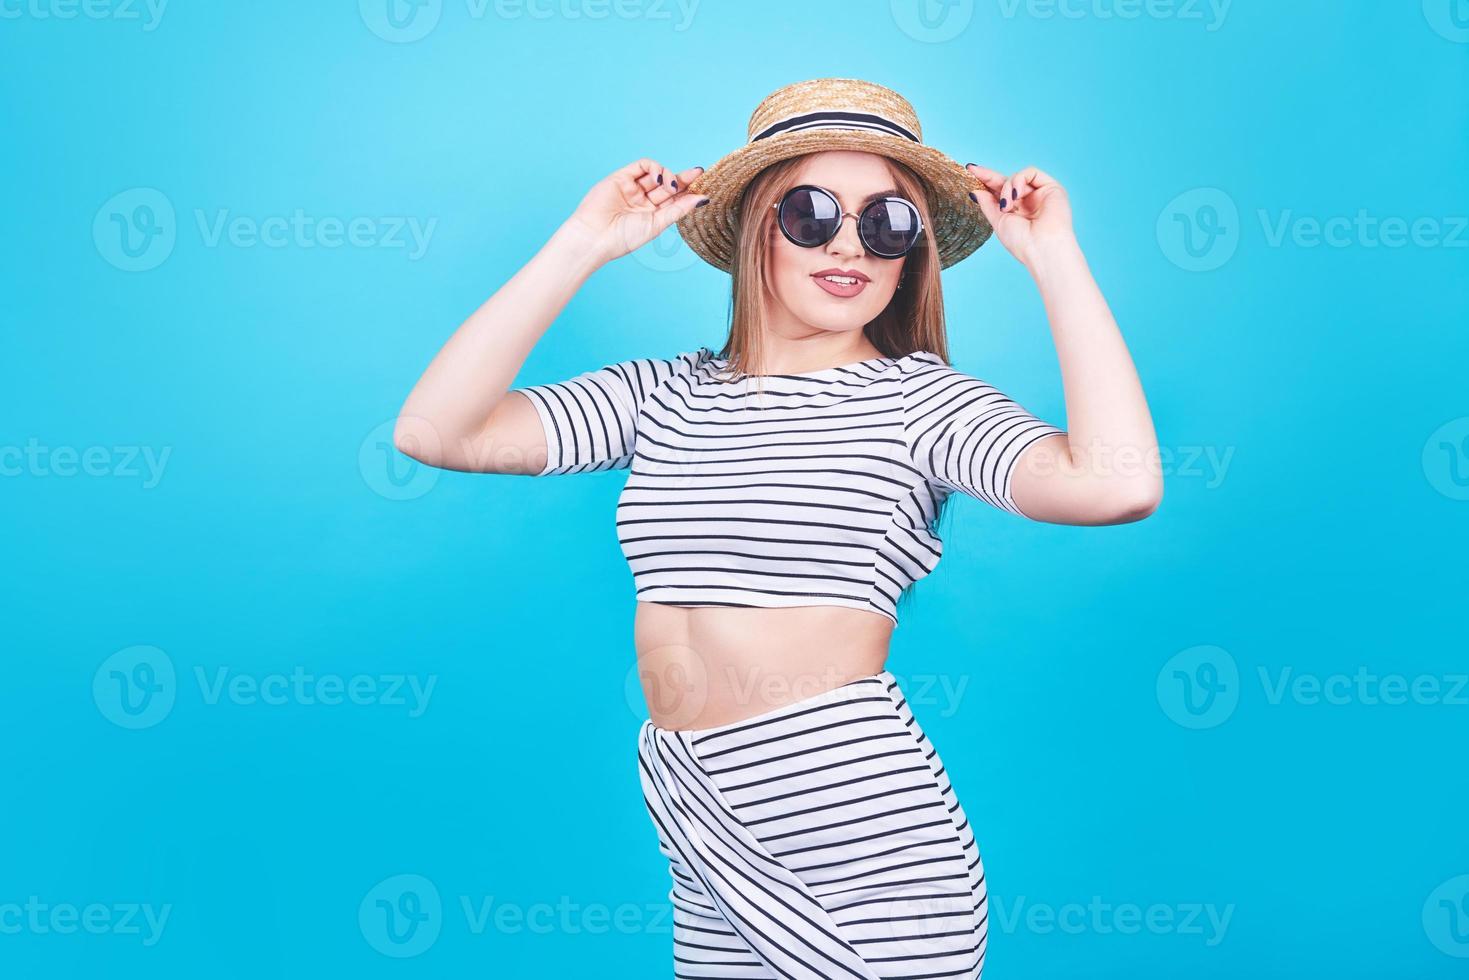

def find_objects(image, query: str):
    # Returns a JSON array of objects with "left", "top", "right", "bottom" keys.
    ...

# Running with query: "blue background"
[{"left": 3, "top": 1, "right": 1466, "bottom": 977}]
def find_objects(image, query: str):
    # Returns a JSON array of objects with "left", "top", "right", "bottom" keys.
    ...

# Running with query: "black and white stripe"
[
  {"left": 517, "top": 348, "right": 1064, "bottom": 626},
  {"left": 750, "top": 110, "right": 921, "bottom": 144},
  {"left": 637, "top": 671, "right": 988, "bottom": 979}
]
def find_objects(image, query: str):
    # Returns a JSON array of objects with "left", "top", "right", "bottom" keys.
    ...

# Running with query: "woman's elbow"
[
  {"left": 392, "top": 415, "right": 445, "bottom": 468},
  {"left": 1107, "top": 478, "right": 1163, "bottom": 523}
]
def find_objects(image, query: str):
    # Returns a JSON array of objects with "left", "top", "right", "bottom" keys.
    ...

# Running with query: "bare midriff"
[{"left": 633, "top": 600, "right": 895, "bottom": 731}]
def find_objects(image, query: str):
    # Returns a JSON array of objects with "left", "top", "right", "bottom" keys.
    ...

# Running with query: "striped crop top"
[{"left": 516, "top": 346, "right": 1066, "bottom": 628}]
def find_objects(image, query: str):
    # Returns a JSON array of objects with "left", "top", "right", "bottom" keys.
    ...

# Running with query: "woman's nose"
[{"left": 826, "top": 213, "right": 864, "bottom": 259}]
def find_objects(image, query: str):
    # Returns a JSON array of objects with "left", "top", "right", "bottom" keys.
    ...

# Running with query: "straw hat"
[{"left": 676, "top": 77, "right": 992, "bottom": 273}]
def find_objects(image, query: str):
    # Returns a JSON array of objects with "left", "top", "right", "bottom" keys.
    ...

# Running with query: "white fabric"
[
  {"left": 637, "top": 671, "right": 988, "bottom": 979},
  {"left": 517, "top": 348, "right": 1065, "bottom": 627}
]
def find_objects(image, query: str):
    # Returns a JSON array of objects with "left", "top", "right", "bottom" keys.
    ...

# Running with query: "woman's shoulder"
[
  {"left": 686, "top": 345, "right": 725, "bottom": 375},
  {"left": 634, "top": 346, "right": 715, "bottom": 376},
  {"left": 897, "top": 349, "right": 946, "bottom": 367},
  {"left": 894, "top": 348, "right": 957, "bottom": 380},
  {"left": 894, "top": 351, "right": 1006, "bottom": 409}
]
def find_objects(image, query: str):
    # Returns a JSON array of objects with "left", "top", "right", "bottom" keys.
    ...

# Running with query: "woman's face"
[{"left": 764, "top": 150, "right": 908, "bottom": 340}]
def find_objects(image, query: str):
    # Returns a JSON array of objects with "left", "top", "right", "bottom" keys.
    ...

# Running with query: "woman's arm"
[
  {"left": 393, "top": 158, "right": 707, "bottom": 474},
  {"left": 966, "top": 163, "right": 1163, "bottom": 526}
]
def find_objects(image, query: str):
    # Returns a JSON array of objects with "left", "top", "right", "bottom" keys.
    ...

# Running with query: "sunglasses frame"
[{"left": 770, "top": 184, "right": 925, "bottom": 260}]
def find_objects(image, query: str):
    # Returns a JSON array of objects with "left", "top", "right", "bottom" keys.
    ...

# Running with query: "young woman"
[{"left": 395, "top": 78, "right": 1160, "bottom": 980}]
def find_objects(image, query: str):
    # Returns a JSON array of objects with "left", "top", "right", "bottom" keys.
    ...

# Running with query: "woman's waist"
[{"left": 632, "top": 601, "right": 892, "bottom": 731}]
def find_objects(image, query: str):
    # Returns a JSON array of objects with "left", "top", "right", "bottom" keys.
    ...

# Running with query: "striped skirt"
[{"left": 636, "top": 670, "right": 988, "bottom": 979}]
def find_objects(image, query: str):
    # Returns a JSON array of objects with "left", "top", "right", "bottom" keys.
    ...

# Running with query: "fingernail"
[
  {"left": 695, "top": 198, "right": 710, "bottom": 208},
  {"left": 966, "top": 162, "right": 976, "bottom": 169},
  {"left": 968, "top": 191, "right": 979, "bottom": 204},
  {"left": 671, "top": 179, "right": 678, "bottom": 191},
  {"left": 657, "top": 174, "right": 663, "bottom": 184},
  {"left": 999, "top": 198, "right": 1007, "bottom": 209}
]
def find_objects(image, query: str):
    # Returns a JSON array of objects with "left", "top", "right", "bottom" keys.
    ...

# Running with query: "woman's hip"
[{"left": 636, "top": 669, "right": 988, "bottom": 978}]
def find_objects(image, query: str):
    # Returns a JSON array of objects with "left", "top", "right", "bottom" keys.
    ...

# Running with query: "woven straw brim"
[{"left": 675, "top": 130, "right": 993, "bottom": 274}]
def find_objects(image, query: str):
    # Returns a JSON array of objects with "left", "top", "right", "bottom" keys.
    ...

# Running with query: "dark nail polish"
[
  {"left": 966, "top": 162, "right": 976, "bottom": 169},
  {"left": 968, "top": 191, "right": 979, "bottom": 203},
  {"left": 695, "top": 198, "right": 710, "bottom": 208},
  {"left": 672, "top": 179, "right": 679, "bottom": 191},
  {"left": 657, "top": 174, "right": 663, "bottom": 184},
  {"left": 999, "top": 198, "right": 1007, "bottom": 209}
]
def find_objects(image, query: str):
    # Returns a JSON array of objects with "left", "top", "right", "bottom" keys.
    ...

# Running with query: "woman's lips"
[{"left": 810, "top": 272, "right": 868, "bottom": 298}]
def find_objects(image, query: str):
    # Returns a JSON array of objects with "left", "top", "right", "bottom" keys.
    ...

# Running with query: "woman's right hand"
[
  {"left": 559, "top": 158, "right": 708, "bottom": 268},
  {"left": 395, "top": 161, "right": 706, "bottom": 474}
]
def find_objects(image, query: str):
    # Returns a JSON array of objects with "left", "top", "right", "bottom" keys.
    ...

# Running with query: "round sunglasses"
[{"left": 771, "top": 184, "right": 925, "bottom": 259}]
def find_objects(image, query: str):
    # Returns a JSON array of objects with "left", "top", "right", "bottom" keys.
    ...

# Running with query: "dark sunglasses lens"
[
  {"left": 861, "top": 199, "right": 921, "bottom": 257},
  {"left": 780, "top": 188, "right": 841, "bottom": 246}
]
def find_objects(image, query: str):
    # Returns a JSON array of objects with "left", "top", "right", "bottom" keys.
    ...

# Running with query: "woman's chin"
[{"left": 787, "top": 299, "right": 884, "bottom": 330}]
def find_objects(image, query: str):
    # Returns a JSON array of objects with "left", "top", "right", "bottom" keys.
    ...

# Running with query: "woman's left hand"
[{"left": 964, "top": 163, "right": 1077, "bottom": 269}]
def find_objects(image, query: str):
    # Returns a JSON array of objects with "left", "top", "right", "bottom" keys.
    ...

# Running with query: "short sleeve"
[
  {"left": 899, "top": 353, "right": 1066, "bottom": 517},
  {"left": 515, "top": 349, "right": 703, "bottom": 476}
]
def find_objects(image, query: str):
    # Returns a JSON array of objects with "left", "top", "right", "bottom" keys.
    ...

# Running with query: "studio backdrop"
[{"left": 2, "top": 2, "right": 1466, "bottom": 978}]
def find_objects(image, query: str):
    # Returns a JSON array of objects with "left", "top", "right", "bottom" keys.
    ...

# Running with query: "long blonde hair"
[{"left": 713, "top": 152, "right": 953, "bottom": 380}]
